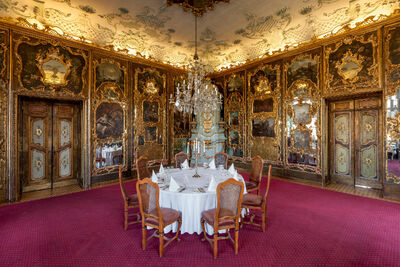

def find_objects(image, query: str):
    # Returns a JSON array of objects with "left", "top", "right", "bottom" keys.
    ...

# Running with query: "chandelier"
[{"left": 169, "top": 17, "right": 222, "bottom": 116}]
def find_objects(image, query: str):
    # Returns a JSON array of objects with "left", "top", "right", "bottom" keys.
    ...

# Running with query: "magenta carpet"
[{"left": 1, "top": 174, "right": 399, "bottom": 267}]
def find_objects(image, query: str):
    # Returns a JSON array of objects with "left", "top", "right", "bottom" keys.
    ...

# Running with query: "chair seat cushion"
[
  {"left": 201, "top": 208, "right": 235, "bottom": 227},
  {"left": 242, "top": 193, "right": 263, "bottom": 206},
  {"left": 245, "top": 180, "right": 258, "bottom": 190},
  {"left": 146, "top": 208, "right": 181, "bottom": 226},
  {"left": 127, "top": 194, "right": 139, "bottom": 206}
]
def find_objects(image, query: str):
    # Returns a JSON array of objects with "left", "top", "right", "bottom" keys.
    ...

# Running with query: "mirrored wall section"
[{"left": 386, "top": 89, "right": 400, "bottom": 183}]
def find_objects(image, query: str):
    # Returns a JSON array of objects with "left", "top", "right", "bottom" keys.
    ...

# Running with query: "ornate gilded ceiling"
[{"left": 0, "top": 0, "right": 398, "bottom": 72}]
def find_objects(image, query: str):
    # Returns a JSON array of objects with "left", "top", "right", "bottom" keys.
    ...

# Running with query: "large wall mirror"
[{"left": 386, "top": 89, "right": 400, "bottom": 184}]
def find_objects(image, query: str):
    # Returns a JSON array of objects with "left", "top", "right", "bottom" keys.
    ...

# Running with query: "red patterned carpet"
[{"left": 1, "top": 174, "right": 399, "bottom": 267}]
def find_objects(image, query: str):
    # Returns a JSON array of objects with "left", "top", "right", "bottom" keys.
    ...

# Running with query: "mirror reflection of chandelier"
[{"left": 169, "top": 16, "right": 222, "bottom": 116}]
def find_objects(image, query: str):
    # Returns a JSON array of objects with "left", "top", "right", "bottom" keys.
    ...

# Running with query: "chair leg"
[
  {"left": 176, "top": 218, "right": 182, "bottom": 242},
  {"left": 124, "top": 209, "right": 128, "bottom": 230},
  {"left": 142, "top": 226, "right": 147, "bottom": 250},
  {"left": 201, "top": 218, "right": 207, "bottom": 241},
  {"left": 234, "top": 229, "right": 239, "bottom": 254},
  {"left": 213, "top": 233, "right": 218, "bottom": 259},
  {"left": 159, "top": 232, "right": 164, "bottom": 257}
]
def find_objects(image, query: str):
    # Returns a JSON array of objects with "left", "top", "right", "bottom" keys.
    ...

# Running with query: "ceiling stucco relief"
[{"left": 0, "top": 0, "right": 398, "bottom": 72}]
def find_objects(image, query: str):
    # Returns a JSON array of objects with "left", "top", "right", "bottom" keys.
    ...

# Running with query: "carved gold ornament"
[
  {"left": 255, "top": 76, "right": 271, "bottom": 93},
  {"left": 338, "top": 154, "right": 345, "bottom": 164},
  {"left": 145, "top": 79, "right": 159, "bottom": 94},
  {"left": 337, "top": 123, "right": 345, "bottom": 133},
  {"left": 62, "top": 126, "right": 68, "bottom": 138},
  {"left": 167, "top": 0, "right": 230, "bottom": 17},
  {"left": 365, "top": 157, "right": 372, "bottom": 167},
  {"left": 36, "top": 49, "right": 72, "bottom": 86},
  {"left": 364, "top": 123, "right": 372, "bottom": 132},
  {"left": 61, "top": 157, "right": 68, "bottom": 168},
  {"left": 35, "top": 159, "right": 42, "bottom": 169},
  {"left": 336, "top": 50, "right": 364, "bottom": 83},
  {"left": 35, "top": 127, "right": 43, "bottom": 137},
  {"left": 201, "top": 111, "right": 213, "bottom": 133}
]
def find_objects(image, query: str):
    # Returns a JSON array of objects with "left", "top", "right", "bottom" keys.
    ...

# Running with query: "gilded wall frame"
[
  {"left": 91, "top": 57, "right": 128, "bottom": 175},
  {"left": 225, "top": 72, "right": 245, "bottom": 159},
  {"left": 134, "top": 67, "right": 167, "bottom": 163},
  {"left": 12, "top": 34, "right": 88, "bottom": 98},
  {"left": 247, "top": 63, "right": 281, "bottom": 164},
  {"left": 0, "top": 29, "right": 8, "bottom": 197},
  {"left": 324, "top": 31, "right": 379, "bottom": 96},
  {"left": 284, "top": 52, "right": 321, "bottom": 173},
  {"left": 384, "top": 23, "right": 400, "bottom": 184}
]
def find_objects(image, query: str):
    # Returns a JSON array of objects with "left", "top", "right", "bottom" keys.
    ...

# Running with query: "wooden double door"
[
  {"left": 19, "top": 98, "right": 81, "bottom": 193},
  {"left": 329, "top": 97, "right": 382, "bottom": 189}
]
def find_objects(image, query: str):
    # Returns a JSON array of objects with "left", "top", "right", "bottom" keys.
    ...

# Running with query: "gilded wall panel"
[
  {"left": 285, "top": 51, "right": 321, "bottom": 173},
  {"left": 171, "top": 75, "right": 192, "bottom": 158},
  {"left": 0, "top": 29, "right": 8, "bottom": 198},
  {"left": 91, "top": 57, "right": 128, "bottom": 176},
  {"left": 12, "top": 33, "right": 88, "bottom": 98},
  {"left": 225, "top": 72, "right": 245, "bottom": 158},
  {"left": 324, "top": 32, "right": 379, "bottom": 96},
  {"left": 134, "top": 67, "right": 166, "bottom": 163},
  {"left": 247, "top": 63, "right": 281, "bottom": 164}
]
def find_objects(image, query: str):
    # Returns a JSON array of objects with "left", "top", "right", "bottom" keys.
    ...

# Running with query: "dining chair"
[
  {"left": 119, "top": 166, "right": 140, "bottom": 230},
  {"left": 136, "top": 156, "right": 151, "bottom": 180},
  {"left": 136, "top": 178, "right": 182, "bottom": 257},
  {"left": 242, "top": 165, "right": 272, "bottom": 232},
  {"left": 201, "top": 178, "right": 244, "bottom": 259},
  {"left": 214, "top": 152, "right": 228, "bottom": 169},
  {"left": 245, "top": 155, "right": 264, "bottom": 195},
  {"left": 175, "top": 151, "right": 188, "bottom": 168}
]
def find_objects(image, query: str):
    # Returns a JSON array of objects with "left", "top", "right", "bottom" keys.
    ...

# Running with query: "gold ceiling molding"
[{"left": 167, "top": 0, "right": 229, "bottom": 17}]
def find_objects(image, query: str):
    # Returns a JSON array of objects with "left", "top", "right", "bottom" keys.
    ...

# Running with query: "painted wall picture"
[
  {"left": 145, "top": 126, "right": 157, "bottom": 142},
  {"left": 143, "top": 101, "right": 159, "bottom": 123},
  {"left": 389, "top": 27, "right": 400, "bottom": 65},
  {"left": 96, "top": 102, "right": 124, "bottom": 139},
  {"left": 249, "top": 67, "right": 278, "bottom": 94},
  {"left": 16, "top": 39, "right": 86, "bottom": 94},
  {"left": 252, "top": 118, "right": 275, "bottom": 137},
  {"left": 227, "top": 75, "right": 243, "bottom": 94},
  {"left": 96, "top": 62, "right": 124, "bottom": 89},
  {"left": 253, "top": 98, "right": 273, "bottom": 113},
  {"left": 293, "top": 104, "right": 311, "bottom": 124},
  {"left": 229, "top": 111, "right": 239, "bottom": 126},
  {"left": 230, "top": 131, "right": 240, "bottom": 145},
  {"left": 174, "top": 110, "right": 190, "bottom": 137},
  {"left": 287, "top": 57, "right": 318, "bottom": 88},
  {"left": 138, "top": 70, "right": 164, "bottom": 96},
  {"left": 293, "top": 130, "right": 310, "bottom": 149}
]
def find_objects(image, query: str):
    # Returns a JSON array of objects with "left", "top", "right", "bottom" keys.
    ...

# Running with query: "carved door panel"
[
  {"left": 330, "top": 100, "right": 354, "bottom": 185},
  {"left": 329, "top": 98, "right": 382, "bottom": 189},
  {"left": 354, "top": 103, "right": 381, "bottom": 188},
  {"left": 21, "top": 100, "right": 80, "bottom": 193},
  {"left": 22, "top": 101, "right": 53, "bottom": 192}
]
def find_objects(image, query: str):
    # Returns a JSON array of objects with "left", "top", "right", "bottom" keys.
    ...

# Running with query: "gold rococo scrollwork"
[
  {"left": 284, "top": 52, "right": 321, "bottom": 173},
  {"left": 247, "top": 63, "right": 281, "bottom": 163},
  {"left": 134, "top": 67, "right": 167, "bottom": 163},
  {"left": 324, "top": 33, "right": 379, "bottom": 96},
  {"left": 13, "top": 34, "right": 88, "bottom": 98},
  {"left": 36, "top": 48, "right": 72, "bottom": 87}
]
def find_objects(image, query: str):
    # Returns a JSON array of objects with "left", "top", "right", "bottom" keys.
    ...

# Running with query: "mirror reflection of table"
[{"left": 155, "top": 167, "right": 246, "bottom": 235}]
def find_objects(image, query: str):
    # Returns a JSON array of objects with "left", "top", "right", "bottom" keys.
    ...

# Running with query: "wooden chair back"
[
  {"left": 175, "top": 151, "right": 188, "bottom": 168},
  {"left": 215, "top": 178, "right": 244, "bottom": 228},
  {"left": 118, "top": 166, "right": 128, "bottom": 202},
  {"left": 136, "top": 156, "right": 151, "bottom": 180},
  {"left": 214, "top": 152, "right": 228, "bottom": 169},
  {"left": 250, "top": 155, "right": 264, "bottom": 183},
  {"left": 263, "top": 165, "right": 272, "bottom": 204},
  {"left": 136, "top": 178, "right": 163, "bottom": 227}
]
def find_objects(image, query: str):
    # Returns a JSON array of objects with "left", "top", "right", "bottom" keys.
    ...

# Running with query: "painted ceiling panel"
[{"left": 0, "top": 0, "right": 398, "bottom": 71}]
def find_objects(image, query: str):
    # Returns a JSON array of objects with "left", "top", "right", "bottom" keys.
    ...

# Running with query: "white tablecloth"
[{"left": 155, "top": 167, "right": 246, "bottom": 235}]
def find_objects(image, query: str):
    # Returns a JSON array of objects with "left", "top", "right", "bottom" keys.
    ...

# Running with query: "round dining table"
[{"left": 155, "top": 167, "right": 247, "bottom": 235}]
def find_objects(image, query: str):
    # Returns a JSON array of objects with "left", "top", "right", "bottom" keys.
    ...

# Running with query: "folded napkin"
[
  {"left": 169, "top": 177, "right": 180, "bottom": 192},
  {"left": 207, "top": 175, "right": 217, "bottom": 192},
  {"left": 209, "top": 159, "right": 216, "bottom": 169},
  {"left": 151, "top": 170, "right": 158, "bottom": 183},
  {"left": 159, "top": 163, "right": 165, "bottom": 174},
  {"left": 181, "top": 159, "right": 189, "bottom": 169},
  {"left": 233, "top": 170, "right": 239, "bottom": 181},
  {"left": 228, "top": 163, "right": 236, "bottom": 175}
]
